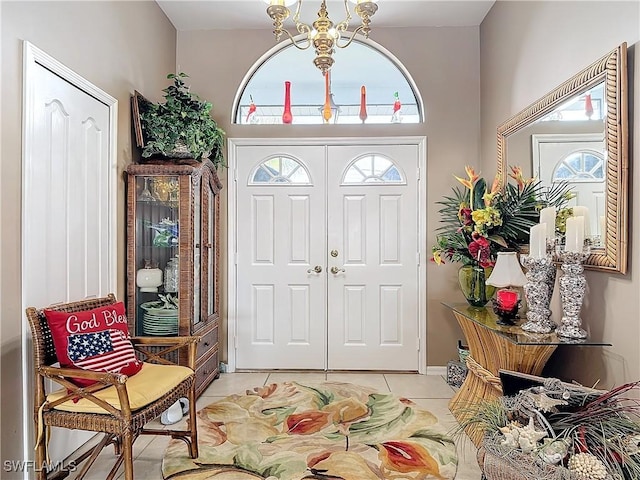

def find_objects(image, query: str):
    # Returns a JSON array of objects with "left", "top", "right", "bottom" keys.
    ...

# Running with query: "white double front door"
[{"left": 233, "top": 140, "right": 423, "bottom": 371}]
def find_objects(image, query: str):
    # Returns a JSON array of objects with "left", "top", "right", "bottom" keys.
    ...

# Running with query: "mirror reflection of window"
[
  {"left": 540, "top": 83, "right": 605, "bottom": 122},
  {"left": 553, "top": 150, "right": 605, "bottom": 181},
  {"left": 234, "top": 39, "right": 422, "bottom": 125}
]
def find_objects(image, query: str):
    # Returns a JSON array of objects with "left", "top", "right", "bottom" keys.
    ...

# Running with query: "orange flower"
[
  {"left": 377, "top": 441, "right": 444, "bottom": 478},
  {"left": 508, "top": 165, "right": 534, "bottom": 191},
  {"left": 483, "top": 173, "right": 502, "bottom": 206},
  {"left": 246, "top": 383, "right": 277, "bottom": 398},
  {"left": 454, "top": 165, "right": 480, "bottom": 190},
  {"left": 286, "top": 411, "right": 331, "bottom": 435}
]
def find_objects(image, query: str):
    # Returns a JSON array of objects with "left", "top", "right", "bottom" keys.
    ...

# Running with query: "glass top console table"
[{"left": 444, "top": 302, "right": 611, "bottom": 446}]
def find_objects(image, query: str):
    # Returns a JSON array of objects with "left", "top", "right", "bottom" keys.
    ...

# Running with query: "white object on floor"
[
  {"left": 179, "top": 397, "right": 189, "bottom": 415},
  {"left": 161, "top": 400, "right": 183, "bottom": 425}
]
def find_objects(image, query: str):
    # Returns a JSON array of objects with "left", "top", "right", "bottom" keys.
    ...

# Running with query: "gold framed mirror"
[{"left": 496, "top": 43, "right": 628, "bottom": 274}]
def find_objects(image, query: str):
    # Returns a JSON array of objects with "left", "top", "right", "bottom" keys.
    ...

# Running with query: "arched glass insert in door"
[
  {"left": 233, "top": 38, "right": 423, "bottom": 125},
  {"left": 249, "top": 156, "right": 312, "bottom": 185},
  {"left": 342, "top": 154, "right": 405, "bottom": 184},
  {"left": 553, "top": 150, "right": 605, "bottom": 182}
]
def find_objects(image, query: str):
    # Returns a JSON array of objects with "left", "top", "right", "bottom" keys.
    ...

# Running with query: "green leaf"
[
  {"left": 261, "top": 405, "right": 297, "bottom": 426},
  {"left": 348, "top": 394, "right": 412, "bottom": 438},
  {"left": 472, "top": 177, "right": 486, "bottom": 211},
  {"left": 296, "top": 383, "right": 335, "bottom": 407}
]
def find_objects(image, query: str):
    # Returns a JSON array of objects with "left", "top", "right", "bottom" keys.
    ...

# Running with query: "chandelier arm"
[
  {"left": 280, "top": 28, "right": 313, "bottom": 50},
  {"left": 334, "top": 0, "right": 352, "bottom": 32},
  {"left": 293, "top": 0, "right": 303, "bottom": 24},
  {"left": 334, "top": 26, "right": 364, "bottom": 49},
  {"left": 296, "top": 22, "right": 312, "bottom": 37}
]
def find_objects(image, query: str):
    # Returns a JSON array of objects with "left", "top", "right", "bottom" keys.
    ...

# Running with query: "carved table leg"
[{"left": 448, "top": 310, "right": 557, "bottom": 446}]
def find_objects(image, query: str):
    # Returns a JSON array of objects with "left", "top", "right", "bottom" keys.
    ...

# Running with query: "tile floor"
[{"left": 82, "top": 372, "right": 483, "bottom": 479}]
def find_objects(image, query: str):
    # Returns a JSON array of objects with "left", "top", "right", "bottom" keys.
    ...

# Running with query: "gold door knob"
[
  {"left": 330, "top": 266, "right": 345, "bottom": 274},
  {"left": 307, "top": 265, "right": 323, "bottom": 274}
]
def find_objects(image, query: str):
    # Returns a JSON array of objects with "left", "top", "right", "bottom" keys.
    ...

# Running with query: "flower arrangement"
[
  {"left": 460, "top": 379, "right": 640, "bottom": 480},
  {"left": 431, "top": 165, "right": 573, "bottom": 268}
]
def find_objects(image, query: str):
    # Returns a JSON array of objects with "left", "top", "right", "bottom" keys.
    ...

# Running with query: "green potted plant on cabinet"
[{"left": 136, "top": 73, "right": 226, "bottom": 168}]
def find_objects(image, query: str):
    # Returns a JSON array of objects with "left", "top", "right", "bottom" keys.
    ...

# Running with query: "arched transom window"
[
  {"left": 249, "top": 156, "right": 312, "bottom": 185},
  {"left": 553, "top": 150, "right": 605, "bottom": 183},
  {"left": 234, "top": 39, "right": 423, "bottom": 125},
  {"left": 342, "top": 155, "right": 405, "bottom": 185}
]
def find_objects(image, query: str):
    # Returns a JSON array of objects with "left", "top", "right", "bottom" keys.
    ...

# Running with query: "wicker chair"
[{"left": 26, "top": 294, "right": 199, "bottom": 480}]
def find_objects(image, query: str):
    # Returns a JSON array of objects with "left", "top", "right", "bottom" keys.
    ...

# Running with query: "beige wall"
[
  {"left": 480, "top": 1, "right": 640, "bottom": 387},
  {"left": 176, "top": 26, "right": 482, "bottom": 370},
  {"left": 0, "top": 0, "right": 176, "bottom": 473}
]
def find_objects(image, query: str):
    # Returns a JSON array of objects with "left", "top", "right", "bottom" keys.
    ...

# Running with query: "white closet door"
[
  {"left": 235, "top": 145, "right": 327, "bottom": 369},
  {"left": 22, "top": 43, "right": 116, "bottom": 464},
  {"left": 326, "top": 144, "right": 420, "bottom": 370}
]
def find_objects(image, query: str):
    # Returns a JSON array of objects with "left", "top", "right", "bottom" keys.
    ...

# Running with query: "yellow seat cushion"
[{"left": 46, "top": 363, "right": 193, "bottom": 414}]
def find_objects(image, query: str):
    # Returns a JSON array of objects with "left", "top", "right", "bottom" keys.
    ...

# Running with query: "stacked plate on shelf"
[{"left": 140, "top": 301, "right": 179, "bottom": 335}]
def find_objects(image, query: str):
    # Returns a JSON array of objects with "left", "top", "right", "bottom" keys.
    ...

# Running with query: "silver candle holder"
[
  {"left": 555, "top": 244, "right": 591, "bottom": 339},
  {"left": 521, "top": 255, "right": 555, "bottom": 333}
]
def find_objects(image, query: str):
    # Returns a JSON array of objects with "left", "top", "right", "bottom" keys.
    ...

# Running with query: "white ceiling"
[{"left": 157, "top": 0, "right": 496, "bottom": 31}]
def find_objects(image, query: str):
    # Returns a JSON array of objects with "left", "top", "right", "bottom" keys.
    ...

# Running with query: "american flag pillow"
[
  {"left": 67, "top": 329, "right": 138, "bottom": 373},
  {"left": 44, "top": 301, "right": 143, "bottom": 387}
]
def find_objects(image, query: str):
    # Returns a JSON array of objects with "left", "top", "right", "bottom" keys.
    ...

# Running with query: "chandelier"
[{"left": 263, "top": 0, "right": 379, "bottom": 74}]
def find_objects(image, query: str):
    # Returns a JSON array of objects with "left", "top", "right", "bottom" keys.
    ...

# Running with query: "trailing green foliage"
[{"left": 140, "top": 73, "right": 226, "bottom": 168}]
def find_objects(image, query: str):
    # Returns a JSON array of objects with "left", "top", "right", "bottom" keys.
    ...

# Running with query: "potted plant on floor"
[{"left": 134, "top": 73, "right": 226, "bottom": 168}]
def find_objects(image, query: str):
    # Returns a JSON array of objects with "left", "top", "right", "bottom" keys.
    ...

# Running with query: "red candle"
[{"left": 497, "top": 289, "right": 519, "bottom": 311}]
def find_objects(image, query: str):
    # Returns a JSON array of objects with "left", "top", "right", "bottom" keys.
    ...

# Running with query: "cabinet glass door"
[
  {"left": 193, "top": 179, "right": 202, "bottom": 326},
  {"left": 201, "top": 177, "right": 217, "bottom": 322},
  {"left": 134, "top": 175, "right": 180, "bottom": 336}
]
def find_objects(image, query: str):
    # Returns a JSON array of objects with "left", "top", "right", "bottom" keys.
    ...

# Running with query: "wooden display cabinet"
[{"left": 125, "top": 159, "right": 221, "bottom": 396}]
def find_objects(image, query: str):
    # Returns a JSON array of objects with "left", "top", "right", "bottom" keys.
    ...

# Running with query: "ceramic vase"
[
  {"left": 359, "top": 85, "right": 368, "bottom": 123},
  {"left": 137, "top": 264, "right": 163, "bottom": 292},
  {"left": 282, "top": 81, "right": 293, "bottom": 124}
]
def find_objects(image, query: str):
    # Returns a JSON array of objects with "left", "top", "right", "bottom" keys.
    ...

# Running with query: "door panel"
[
  {"left": 326, "top": 145, "right": 419, "bottom": 370},
  {"left": 236, "top": 146, "right": 327, "bottom": 369}
]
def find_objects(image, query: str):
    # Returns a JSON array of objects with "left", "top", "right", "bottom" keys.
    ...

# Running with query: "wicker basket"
[{"left": 481, "top": 434, "right": 615, "bottom": 480}]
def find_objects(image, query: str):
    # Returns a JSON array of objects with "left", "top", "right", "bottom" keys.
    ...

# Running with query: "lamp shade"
[{"left": 486, "top": 252, "right": 527, "bottom": 287}]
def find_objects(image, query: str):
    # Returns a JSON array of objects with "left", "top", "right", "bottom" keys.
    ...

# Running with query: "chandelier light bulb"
[{"left": 262, "top": 0, "right": 297, "bottom": 6}]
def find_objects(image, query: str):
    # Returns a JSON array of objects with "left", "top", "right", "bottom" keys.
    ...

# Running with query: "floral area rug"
[{"left": 162, "top": 381, "right": 458, "bottom": 479}]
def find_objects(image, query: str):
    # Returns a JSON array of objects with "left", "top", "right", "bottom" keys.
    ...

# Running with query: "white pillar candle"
[
  {"left": 565, "top": 216, "right": 585, "bottom": 252},
  {"left": 599, "top": 215, "right": 606, "bottom": 237},
  {"left": 539, "top": 206, "right": 556, "bottom": 239},
  {"left": 572, "top": 206, "right": 591, "bottom": 237},
  {"left": 529, "top": 223, "right": 547, "bottom": 259}
]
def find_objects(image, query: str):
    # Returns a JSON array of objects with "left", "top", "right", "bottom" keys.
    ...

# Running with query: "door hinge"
[
  {"left": 417, "top": 167, "right": 421, "bottom": 180},
  {"left": 416, "top": 252, "right": 421, "bottom": 266},
  {"left": 416, "top": 336, "right": 421, "bottom": 352},
  {"left": 234, "top": 335, "right": 238, "bottom": 349},
  {"left": 234, "top": 252, "right": 238, "bottom": 265}
]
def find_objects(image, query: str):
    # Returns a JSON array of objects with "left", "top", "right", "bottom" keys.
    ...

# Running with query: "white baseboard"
[{"left": 426, "top": 366, "right": 447, "bottom": 376}]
